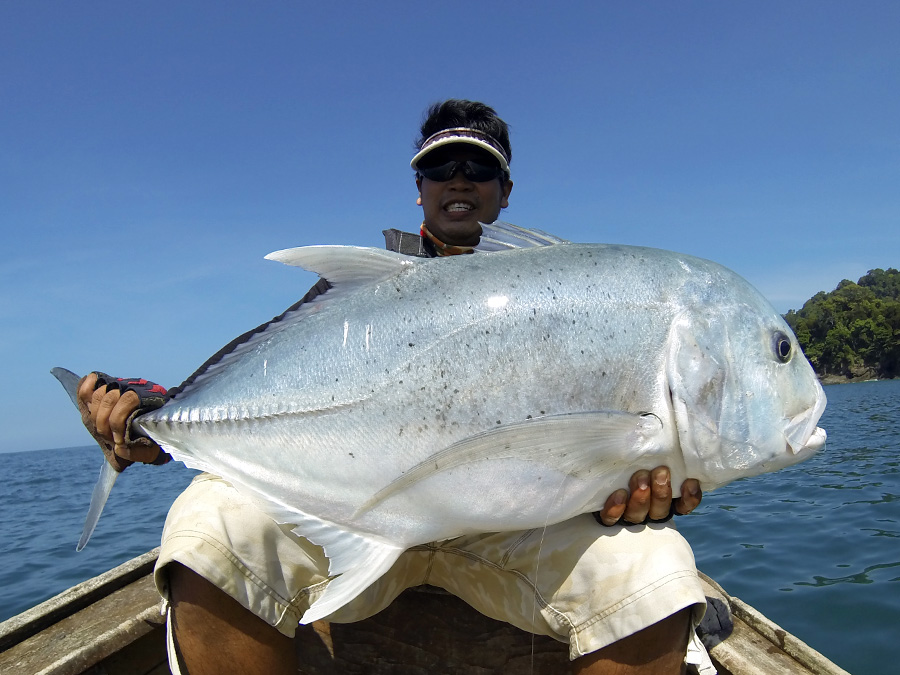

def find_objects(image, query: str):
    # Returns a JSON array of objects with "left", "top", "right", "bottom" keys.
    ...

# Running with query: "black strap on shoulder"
[{"left": 383, "top": 228, "right": 437, "bottom": 258}]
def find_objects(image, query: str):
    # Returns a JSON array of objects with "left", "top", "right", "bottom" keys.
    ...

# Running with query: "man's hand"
[
  {"left": 77, "top": 372, "right": 168, "bottom": 465},
  {"left": 594, "top": 467, "right": 702, "bottom": 526}
]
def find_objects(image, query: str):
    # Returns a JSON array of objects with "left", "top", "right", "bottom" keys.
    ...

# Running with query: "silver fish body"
[{"left": 130, "top": 242, "right": 825, "bottom": 622}]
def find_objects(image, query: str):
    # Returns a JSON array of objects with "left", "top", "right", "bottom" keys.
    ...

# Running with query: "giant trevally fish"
[{"left": 54, "top": 224, "right": 826, "bottom": 624}]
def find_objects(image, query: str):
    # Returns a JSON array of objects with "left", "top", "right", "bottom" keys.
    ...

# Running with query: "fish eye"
[{"left": 773, "top": 331, "right": 792, "bottom": 363}]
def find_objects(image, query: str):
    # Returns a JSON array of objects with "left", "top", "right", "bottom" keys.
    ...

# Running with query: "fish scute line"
[{"left": 147, "top": 400, "right": 360, "bottom": 426}]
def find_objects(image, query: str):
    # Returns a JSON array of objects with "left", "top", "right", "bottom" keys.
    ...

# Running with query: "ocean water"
[
  {"left": 679, "top": 379, "right": 900, "bottom": 675},
  {"left": 2, "top": 380, "right": 898, "bottom": 674},
  {"left": 0, "top": 447, "right": 198, "bottom": 621}
]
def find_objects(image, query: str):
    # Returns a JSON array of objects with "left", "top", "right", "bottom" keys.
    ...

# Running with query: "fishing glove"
[{"left": 79, "top": 372, "right": 171, "bottom": 469}]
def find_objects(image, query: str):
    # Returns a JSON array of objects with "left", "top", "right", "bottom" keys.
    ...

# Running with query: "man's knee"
[
  {"left": 169, "top": 563, "right": 296, "bottom": 675},
  {"left": 571, "top": 607, "right": 692, "bottom": 674}
]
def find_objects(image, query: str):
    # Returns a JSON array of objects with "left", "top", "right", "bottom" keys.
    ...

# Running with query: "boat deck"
[{"left": 0, "top": 549, "right": 849, "bottom": 675}]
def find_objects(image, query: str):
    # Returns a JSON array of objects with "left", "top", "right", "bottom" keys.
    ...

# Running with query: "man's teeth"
[{"left": 446, "top": 203, "right": 474, "bottom": 212}]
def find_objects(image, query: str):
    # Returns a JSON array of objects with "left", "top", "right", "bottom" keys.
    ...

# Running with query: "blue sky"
[{"left": 2, "top": 1, "right": 898, "bottom": 453}]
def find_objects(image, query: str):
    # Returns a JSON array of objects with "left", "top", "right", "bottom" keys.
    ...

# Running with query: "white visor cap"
[{"left": 411, "top": 127, "right": 510, "bottom": 175}]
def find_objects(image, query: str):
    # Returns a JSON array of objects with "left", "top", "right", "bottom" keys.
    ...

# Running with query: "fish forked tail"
[{"left": 51, "top": 367, "right": 120, "bottom": 551}]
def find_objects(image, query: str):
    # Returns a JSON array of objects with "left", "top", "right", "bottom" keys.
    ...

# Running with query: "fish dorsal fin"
[
  {"left": 265, "top": 245, "right": 416, "bottom": 289},
  {"left": 476, "top": 221, "right": 570, "bottom": 251}
]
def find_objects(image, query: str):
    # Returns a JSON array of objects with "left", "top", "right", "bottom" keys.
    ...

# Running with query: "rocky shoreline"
[{"left": 819, "top": 373, "right": 893, "bottom": 385}]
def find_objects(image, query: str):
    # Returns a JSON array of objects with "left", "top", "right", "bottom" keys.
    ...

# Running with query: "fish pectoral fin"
[{"left": 357, "top": 411, "right": 664, "bottom": 516}]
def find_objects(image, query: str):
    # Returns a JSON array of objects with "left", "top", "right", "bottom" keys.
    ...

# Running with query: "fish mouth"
[
  {"left": 787, "top": 425, "right": 827, "bottom": 454},
  {"left": 784, "top": 383, "right": 827, "bottom": 455}
]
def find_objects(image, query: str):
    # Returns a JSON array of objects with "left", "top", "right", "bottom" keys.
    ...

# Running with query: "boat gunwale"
[{"left": 0, "top": 547, "right": 160, "bottom": 652}]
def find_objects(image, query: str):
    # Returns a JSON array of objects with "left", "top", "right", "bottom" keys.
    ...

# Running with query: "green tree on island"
[{"left": 785, "top": 268, "right": 900, "bottom": 380}]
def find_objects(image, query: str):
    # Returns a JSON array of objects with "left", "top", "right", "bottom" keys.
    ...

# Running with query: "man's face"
[{"left": 415, "top": 145, "right": 513, "bottom": 247}]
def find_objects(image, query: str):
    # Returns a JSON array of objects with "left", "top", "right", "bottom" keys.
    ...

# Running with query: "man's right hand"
[{"left": 77, "top": 372, "right": 168, "bottom": 465}]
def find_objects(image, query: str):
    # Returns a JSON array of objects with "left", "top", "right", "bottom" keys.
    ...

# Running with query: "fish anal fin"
[
  {"left": 240, "top": 492, "right": 404, "bottom": 625},
  {"left": 357, "top": 411, "right": 664, "bottom": 516},
  {"left": 299, "top": 532, "right": 403, "bottom": 624}
]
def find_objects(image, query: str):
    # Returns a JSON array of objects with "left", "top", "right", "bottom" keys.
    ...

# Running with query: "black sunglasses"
[{"left": 417, "top": 160, "right": 506, "bottom": 183}]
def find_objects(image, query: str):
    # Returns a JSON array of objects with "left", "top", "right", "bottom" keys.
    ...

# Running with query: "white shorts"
[{"left": 155, "top": 474, "right": 706, "bottom": 660}]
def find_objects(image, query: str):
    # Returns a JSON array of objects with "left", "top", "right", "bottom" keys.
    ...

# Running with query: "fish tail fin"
[
  {"left": 51, "top": 366, "right": 120, "bottom": 550},
  {"left": 51, "top": 366, "right": 82, "bottom": 406},
  {"left": 76, "top": 459, "right": 119, "bottom": 550}
]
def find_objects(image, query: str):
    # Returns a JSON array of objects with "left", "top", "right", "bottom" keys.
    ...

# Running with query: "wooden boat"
[{"left": 0, "top": 548, "right": 850, "bottom": 675}]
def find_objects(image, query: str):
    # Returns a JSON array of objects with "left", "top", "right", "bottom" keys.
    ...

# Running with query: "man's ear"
[
  {"left": 501, "top": 180, "right": 513, "bottom": 209},
  {"left": 415, "top": 176, "right": 423, "bottom": 205}
]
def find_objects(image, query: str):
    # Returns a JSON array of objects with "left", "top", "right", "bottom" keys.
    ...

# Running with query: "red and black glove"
[{"left": 79, "top": 372, "right": 171, "bottom": 469}]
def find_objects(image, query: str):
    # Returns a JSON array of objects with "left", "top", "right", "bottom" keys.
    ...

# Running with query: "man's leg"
[
  {"left": 156, "top": 475, "right": 433, "bottom": 674},
  {"left": 570, "top": 608, "right": 692, "bottom": 675},
  {"left": 419, "top": 517, "right": 705, "bottom": 672},
  {"left": 169, "top": 563, "right": 296, "bottom": 675}
]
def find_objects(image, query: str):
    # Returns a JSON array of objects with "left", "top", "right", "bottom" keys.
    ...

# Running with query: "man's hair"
[{"left": 416, "top": 99, "right": 512, "bottom": 165}]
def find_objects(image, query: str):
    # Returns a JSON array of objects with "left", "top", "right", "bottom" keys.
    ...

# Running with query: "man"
[{"left": 79, "top": 100, "right": 707, "bottom": 674}]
